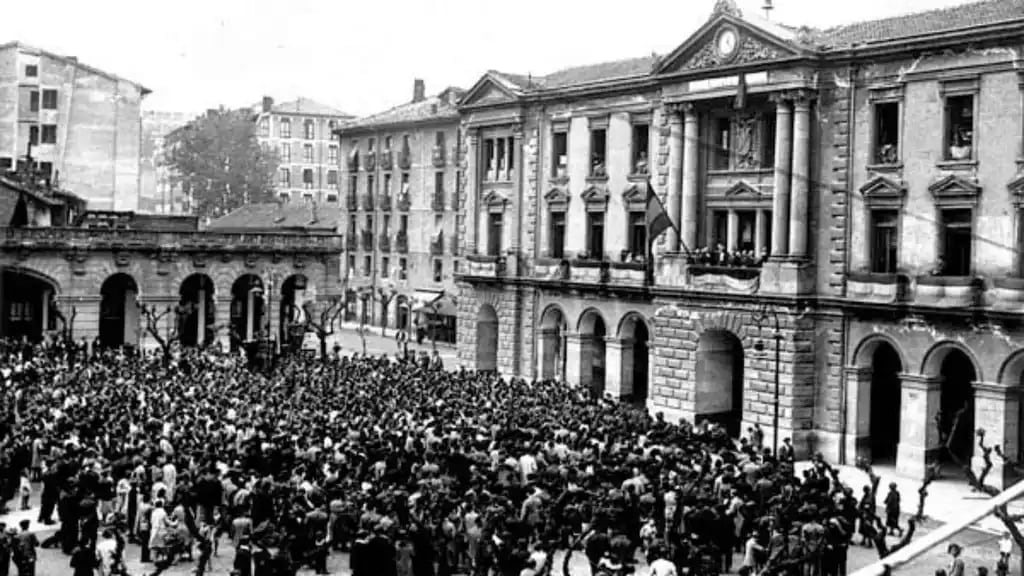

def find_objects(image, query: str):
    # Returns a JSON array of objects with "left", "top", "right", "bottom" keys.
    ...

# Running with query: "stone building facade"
[
  {"left": 0, "top": 42, "right": 149, "bottom": 212},
  {"left": 455, "top": 0, "right": 1024, "bottom": 486},
  {"left": 336, "top": 81, "right": 463, "bottom": 342}
]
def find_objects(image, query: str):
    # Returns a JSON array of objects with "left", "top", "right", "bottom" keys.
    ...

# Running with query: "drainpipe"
[{"left": 838, "top": 63, "right": 858, "bottom": 465}]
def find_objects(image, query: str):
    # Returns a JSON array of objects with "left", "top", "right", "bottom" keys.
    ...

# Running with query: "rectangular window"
[
  {"left": 870, "top": 210, "right": 899, "bottom": 274},
  {"left": 381, "top": 257, "right": 389, "bottom": 278},
  {"left": 328, "top": 120, "right": 338, "bottom": 141},
  {"left": 506, "top": 138, "right": 515, "bottom": 177},
  {"left": 363, "top": 256, "right": 372, "bottom": 277},
  {"left": 552, "top": 131, "right": 568, "bottom": 178},
  {"left": 349, "top": 215, "right": 357, "bottom": 237},
  {"left": 940, "top": 208, "right": 972, "bottom": 276},
  {"left": 41, "top": 124, "right": 56, "bottom": 144},
  {"left": 384, "top": 136, "right": 392, "bottom": 151},
  {"left": 713, "top": 117, "right": 731, "bottom": 170},
  {"left": 328, "top": 145, "right": 338, "bottom": 164},
  {"left": 487, "top": 212, "right": 503, "bottom": 256},
  {"left": 874, "top": 102, "right": 900, "bottom": 165},
  {"left": 29, "top": 91, "right": 39, "bottom": 112},
  {"left": 587, "top": 212, "right": 605, "bottom": 258},
  {"left": 0, "top": 158, "right": 12, "bottom": 171},
  {"left": 327, "top": 170, "right": 338, "bottom": 190},
  {"left": 279, "top": 168, "right": 291, "bottom": 187},
  {"left": 383, "top": 174, "right": 392, "bottom": 199},
  {"left": 303, "top": 144, "right": 314, "bottom": 164},
  {"left": 347, "top": 254, "right": 355, "bottom": 275},
  {"left": 29, "top": 125, "right": 39, "bottom": 146},
  {"left": 383, "top": 214, "right": 391, "bottom": 235},
  {"left": 279, "top": 118, "right": 291, "bottom": 138},
  {"left": 368, "top": 175, "right": 376, "bottom": 198},
  {"left": 711, "top": 210, "right": 728, "bottom": 250},
  {"left": 399, "top": 257, "right": 408, "bottom": 280},
  {"left": 400, "top": 173, "right": 409, "bottom": 197},
  {"left": 368, "top": 137, "right": 376, "bottom": 152},
  {"left": 302, "top": 168, "right": 314, "bottom": 189},
  {"left": 434, "top": 172, "right": 445, "bottom": 207},
  {"left": 433, "top": 260, "right": 443, "bottom": 283},
  {"left": 737, "top": 210, "right": 756, "bottom": 252},
  {"left": 38, "top": 161, "right": 52, "bottom": 178},
  {"left": 24, "top": 65, "right": 37, "bottom": 77},
  {"left": 632, "top": 124, "right": 650, "bottom": 174},
  {"left": 590, "top": 129, "right": 606, "bottom": 176},
  {"left": 326, "top": 193, "right": 338, "bottom": 203},
  {"left": 259, "top": 118, "right": 270, "bottom": 138},
  {"left": 42, "top": 89, "right": 58, "bottom": 110},
  {"left": 549, "top": 211, "right": 566, "bottom": 259},
  {"left": 399, "top": 215, "right": 408, "bottom": 234},
  {"left": 435, "top": 131, "right": 445, "bottom": 148},
  {"left": 762, "top": 113, "right": 776, "bottom": 168},
  {"left": 365, "top": 215, "right": 373, "bottom": 234},
  {"left": 279, "top": 144, "right": 290, "bottom": 163},
  {"left": 944, "top": 94, "right": 974, "bottom": 161},
  {"left": 349, "top": 175, "right": 358, "bottom": 196},
  {"left": 304, "top": 120, "right": 315, "bottom": 140},
  {"left": 485, "top": 138, "right": 497, "bottom": 180},
  {"left": 628, "top": 211, "right": 647, "bottom": 257},
  {"left": 279, "top": 192, "right": 291, "bottom": 201}
]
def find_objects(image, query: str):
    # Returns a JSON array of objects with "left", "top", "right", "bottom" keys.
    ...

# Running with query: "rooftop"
[
  {"left": 206, "top": 201, "right": 340, "bottom": 234},
  {"left": 342, "top": 87, "right": 464, "bottom": 131},
  {"left": 0, "top": 41, "right": 151, "bottom": 95},
  {"left": 258, "top": 97, "right": 353, "bottom": 118}
]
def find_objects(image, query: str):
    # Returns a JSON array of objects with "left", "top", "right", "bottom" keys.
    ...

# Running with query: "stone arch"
[
  {"left": 280, "top": 273, "right": 310, "bottom": 352},
  {"left": 577, "top": 308, "right": 608, "bottom": 398},
  {"left": 476, "top": 304, "right": 499, "bottom": 372},
  {"left": 99, "top": 273, "right": 140, "bottom": 348},
  {"left": 849, "top": 334, "right": 905, "bottom": 464},
  {"left": 618, "top": 312, "right": 652, "bottom": 404},
  {"left": 231, "top": 274, "right": 265, "bottom": 345},
  {"left": 538, "top": 304, "right": 568, "bottom": 381},
  {"left": 179, "top": 273, "right": 216, "bottom": 347},
  {"left": 852, "top": 333, "right": 909, "bottom": 370},
  {"left": 695, "top": 328, "right": 745, "bottom": 436},
  {"left": 4, "top": 264, "right": 62, "bottom": 294},
  {"left": 2, "top": 265, "right": 61, "bottom": 342},
  {"left": 921, "top": 340, "right": 983, "bottom": 382},
  {"left": 577, "top": 307, "right": 608, "bottom": 334},
  {"left": 922, "top": 341, "right": 980, "bottom": 462},
  {"left": 692, "top": 309, "right": 753, "bottom": 349},
  {"left": 997, "top": 350, "right": 1024, "bottom": 387}
]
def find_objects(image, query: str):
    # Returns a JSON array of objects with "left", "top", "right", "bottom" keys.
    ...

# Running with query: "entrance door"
[{"left": 869, "top": 343, "right": 902, "bottom": 464}]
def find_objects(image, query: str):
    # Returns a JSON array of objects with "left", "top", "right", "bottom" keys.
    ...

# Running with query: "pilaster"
[
  {"left": 565, "top": 332, "right": 587, "bottom": 389},
  {"left": 897, "top": 374, "right": 943, "bottom": 480},
  {"left": 842, "top": 366, "right": 874, "bottom": 463},
  {"left": 972, "top": 382, "right": 1021, "bottom": 489},
  {"left": 770, "top": 95, "right": 793, "bottom": 257},
  {"left": 788, "top": 92, "right": 813, "bottom": 259},
  {"left": 681, "top": 105, "right": 700, "bottom": 252},
  {"left": 666, "top": 106, "right": 684, "bottom": 251}
]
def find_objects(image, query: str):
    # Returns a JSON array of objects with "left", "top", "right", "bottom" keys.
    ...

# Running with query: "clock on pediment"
[{"left": 715, "top": 26, "right": 740, "bottom": 62}]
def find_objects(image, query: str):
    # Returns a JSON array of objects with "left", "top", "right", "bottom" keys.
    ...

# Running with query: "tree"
[
  {"left": 163, "top": 108, "right": 278, "bottom": 220},
  {"left": 303, "top": 297, "right": 344, "bottom": 360},
  {"left": 139, "top": 302, "right": 196, "bottom": 363}
]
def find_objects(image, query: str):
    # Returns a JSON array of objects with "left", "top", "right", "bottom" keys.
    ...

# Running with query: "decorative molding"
[
  {"left": 113, "top": 251, "right": 130, "bottom": 267},
  {"left": 220, "top": 253, "right": 232, "bottom": 263},
  {"left": 483, "top": 189, "right": 509, "bottom": 208},
  {"left": 867, "top": 83, "right": 905, "bottom": 102},
  {"left": 682, "top": 34, "right": 785, "bottom": 71},
  {"left": 294, "top": 254, "right": 306, "bottom": 269},
  {"left": 622, "top": 183, "right": 648, "bottom": 211},
  {"left": 860, "top": 175, "right": 907, "bottom": 208},
  {"left": 712, "top": 0, "right": 742, "bottom": 17},
  {"left": 544, "top": 187, "right": 570, "bottom": 212},
  {"left": 64, "top": 249, "right": 87, "bottom": 276},
  {"left": 192, "top": 252, "right": 207, "bottom": 268},
  {"left": 581, "top": 184, "right": 610, "bottom": 212},
  {"left": 724, "top": 180, "right": 763, "bottom": 199},
  {"left": 929, "top": 174, "right": 981, "bottom": 207},
  {"left": 940, "top": 75, "right": 981, "bottom": 95}
]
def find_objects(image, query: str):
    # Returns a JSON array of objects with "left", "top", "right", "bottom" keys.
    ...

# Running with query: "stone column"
[
  {"left": 681, "top": 105, "right": 700, "bottom": 252},
  {"left": 770, "top": 96, "right": 793, "bottom": 258},
  {"left": 755, "top": 209, "right": 769, "bottom": 257},
  {"left": 604, "top": 337, "right": 626, "bottom": 399},
  {"left": 40, "top": 289, "right": 50, "bottom": 336},
  {"left": 726, "top": 210, "right": 739, "bottom": 252},
  {"left": 666, "top": 108, "right": 684, "bottom": 251},
  {"left": 465, "top": 130, "right": 480, "bottom": 254},
  {"left": 565, "top": 332, "right": 587, "bottom": 388},
  {"left": 897, "top": 374, "right": 943, "bottom": 480},
  {"left": 195, "top": 289, "right": 206, "bottom": 346},
  {"left": 788, "top": 93, "right": 812, "bottom": 259},
  {"left": 843, "top": 366, "right": 874, "bottom": 463},
  {"left": 123, "top": 288, "right": 139, "bottom": 347},
  {"left": 972, "top": 382, "right": 1020, "bottom": 489},
  {"left": 215, "top": 297, "right": 232, "bottom": 350},
  {"left": 245, "top": 290, "right": 255, "bottom": 340}
]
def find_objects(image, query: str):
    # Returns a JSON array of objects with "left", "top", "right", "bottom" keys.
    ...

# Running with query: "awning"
[{"left": 410, "top": 290, "right": 457, "bottom": 317}]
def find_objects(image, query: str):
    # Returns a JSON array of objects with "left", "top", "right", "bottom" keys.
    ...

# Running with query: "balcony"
[
  {"left": 466, "top": 254, "right": 506, "bottom": 278},
  {"left": 430, "top": 236, "right": 444, "bottom": 256},
  {"left": 570, "top": 258, "right": 610, "bottom": 284},
  {"left": 988, "top": 277, "right": 1024, "bottom": 313},
  {"left": 397, "top": 193, "right": 411, "bottom": 212},
  {"left": 398, "top": 149, "right": 412, "bottom": 170},
  {"left": 360, "top": 230, "right": 373, "bottom": 251},
  {"left": 432, "top": 145, "right": 446, "bottom": 167},
  {"left": 432, "top": 191, "right": 446, "bottom": 212},
  {"left": 360, "top": 193, "right": 374, "bottom": 211},
  {"left": 395, "top": 232, "right": 409, "bottom": 253},
  {"left": 378, "top": 193, "right": 392, "bottom": 211},
  {"left": 364, "top": 150, "right": 377, "bottom": 171},
  {"left": 655, "top": 254, "right": 762, "bottom": 293},
  {"left": 345, "top": 193, "right": 357, "bottom": 211},
  {"left": 378, "top": 233, "right": 390, "bottom": 253},
  {"left": 845, "top": 272, "right": 910, "bottom": 303},
  {"left": 380, "top": 150, "right": 394, "bottom": 171},
  {"left": 914, "top": 275, "right": 984, "bottom": 308}
]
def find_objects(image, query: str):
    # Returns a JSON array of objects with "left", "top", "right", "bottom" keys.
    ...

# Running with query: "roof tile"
[{"left": 207, "top": 202, "right": 340, "bottom": 233}]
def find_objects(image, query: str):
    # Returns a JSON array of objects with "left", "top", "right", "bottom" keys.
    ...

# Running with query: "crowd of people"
[
  {"left": 689, "top": 245, "right": 768, "bottom": 270},
  {"left": 0, "top": 337, "right": 933, "bottom": 576}
]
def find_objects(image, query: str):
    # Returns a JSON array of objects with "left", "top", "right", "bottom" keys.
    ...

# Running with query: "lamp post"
[{"left": 752, "top": 303, "right": 782, "bottom": 456}]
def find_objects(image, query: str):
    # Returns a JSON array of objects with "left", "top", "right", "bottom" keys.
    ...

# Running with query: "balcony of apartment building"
[
  {"left": 378, "top": 232, "right": 391, "bottom": 253},
  {"left": 345, "top": 191, "right": 357, "bottom": 211},
  {"left": 360, "top": 193, "right": 374, "bottom": 211},
  {"left": 380, "top": 149, "right": 394, "bottom": 171},
  {"left": 398, "top": 138, "right": 412, "bottom": 170},
  {"left": 466, "top": 254, "right": 506, "bottom": 278},
  {"left": 395, "top": 231, "right": 409, "bottom": 254},
  {"left": 430, "top": 233, "right": 444, "bottom": 256},
  {"left": 360, "top": 229, "right": 374, "bottom": 252}
]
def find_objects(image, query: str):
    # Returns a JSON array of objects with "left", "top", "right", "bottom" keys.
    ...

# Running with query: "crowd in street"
[{"left": 0, "top": 337, "right": 934, "bottom": 576}]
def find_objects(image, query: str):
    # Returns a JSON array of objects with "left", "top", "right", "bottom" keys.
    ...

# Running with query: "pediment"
[
  {"left": 859, "top": 175, "right": 906, "bottom": 203},
  {"left": 581, "top": 185, "right": 609, "bottom": 205},
  {"left": 483, "top": 189, "right": 508, "bottom": 206},
  {"left": 1009, "top": 173, "right": 1024, "bottom": 202},
  {"left": 655, "top": 11, "right": 804, "bottom": 75},
  {"left": 622, "top": 183, "right": 648, "bottom": 209},
  {"left": 459, "top": 74, "right": 521, "bottom": 108},
  {"left": 544, "top": 187, "right": 570, "bottom": 206},
  {"left": 724, "top": 180, "right": 763, "bottom": 199},
  {"left": 928, "top": 174, "right": 981, "bottom": 206}
]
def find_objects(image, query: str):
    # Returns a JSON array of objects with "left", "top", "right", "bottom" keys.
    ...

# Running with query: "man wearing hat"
[{"left": 12, "top": 520, "right": 37, "bottom": 576}]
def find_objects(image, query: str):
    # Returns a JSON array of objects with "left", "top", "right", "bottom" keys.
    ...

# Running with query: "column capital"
[
  {"left": 565, "top": 331, "right": 585, "bottom": 344},
  {"left": 604, "top": 336, "right": 626, "bottom": 347},
  {"left": 511, "top": 123, "right": 524, "bottom": 137},
  {"left": 769, "top": 93, "right": 792, "bottom": 109},
  {"left": 899, "top": 373, "right": 943, "bottom": 390},
  {"left": 789, "top": 89, "right": 816, "bottom": 110},
  {"left": 666, "top": 102, "right": 695, "bottom": 118},
  {"left": 973, "top": 381, "right": 1022, "bottom": 399},
  {"left": 843, "top": 365, "right": 873, "bottom": 379}
]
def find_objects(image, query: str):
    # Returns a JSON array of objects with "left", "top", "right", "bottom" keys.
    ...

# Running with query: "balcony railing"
[
  {"left": 466, "top": 254, "right": 506, "bottom": 278},
  {"left": 378, "top": 194, "right": 392, "bottom": 211},
  {"left": 378, "top": 233, "right": 390, "bottom": 253},
  {"left": 432, "top": 191, "right": 446, "bottom": 212},
  {"left": 395, "top": 232, "right": 409, "bottom": 253},
  {"left": 654, "top": 254, "right": 762, "bottom": 293},
  {"left": 346, "top": 193, "right": 357, "bottom": 211},
  {"left": 432, "top": 145, "right": 446, "bottom": 167},
  {"left": 397, "top": 194, "right": 411, "bottom": 212},
  {"left": 3, "top": 226, "right": 342, "bottom": 254},
  {"left": 364, "top": 150, "right": 377, "bottom": 171},
  {"left": 989, "top": 277, "right": 1024, "bottom": 312},
  {"left": 360, "top": 194, "right": 374, "bottom": 211},
  {"left": 380, "top": 150, "right": 394, "bottom": 171},
  {"left": 430, "top": 236, "right": 444, "bottom": 256},
  {"left": 846, "top": 272, "right": 911, "bottom": 303},
  {"left": 360, "top": 230, "right": 373, "bottom": 251},
  {"left": 398, "top": 149, "right": 412, "bottom": 170},
  {"left": 914, "top": 275, "right": 984, "bottom": 308}
]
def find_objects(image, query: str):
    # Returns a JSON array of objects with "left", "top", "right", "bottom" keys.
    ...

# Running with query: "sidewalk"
[{"left": 326, "top": 323, "right": 458, "bottom": 363}]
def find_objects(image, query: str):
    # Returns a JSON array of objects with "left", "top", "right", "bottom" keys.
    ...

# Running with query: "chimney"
[
  {"left": 262, "top": 96, "right": 274, "bottom": 112},
  {"left": 413, "top": 79, "right": 426, "bottom": 103}
]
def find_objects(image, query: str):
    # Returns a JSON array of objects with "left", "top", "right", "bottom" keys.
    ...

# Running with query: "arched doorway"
[
  {"left": 396, "top": 296, "right": 410, "bottom": 334},
  {"left": 1, "top": 269, "right": 57, "bottom": 342},
  {"left": 937, "top": 348, "right": 978, "bottom": 463},
  {"left": 695, "top": 330, "right": 744, "bottom": 436},
  {"left": 579, "top": 310, "right": 607, "bottom": 398},
  {"left": 99, "top": 273, "right": 139, "bottom": 349},
  {"left": 619, "top": 314, "right": 650, "bottom": 405},
  {"left": 538, "top": 306, "right": 567, "bottom": 381},
  {"left": 869, "top": 342, "right": 903, "bottom": 464},
  {"left": 179, "top": 274, "right": 215, "bottom": 347},
  {"left": 279, "top": 274, "right": 309, "bottom": 353},
  {"left": 476, "top": 304, "right": 498, "bottom": 372},
  {"left": 231, "top": 275, "right": 264, "bottom": 347}
]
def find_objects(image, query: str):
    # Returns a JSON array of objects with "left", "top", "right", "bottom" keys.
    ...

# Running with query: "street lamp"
[{"left": 752, "top": 303, "right": 782, "bottom": 456}]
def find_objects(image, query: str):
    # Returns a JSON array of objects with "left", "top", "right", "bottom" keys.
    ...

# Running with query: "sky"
[{"left": 0, "top": 0, "right": 974, "bottom": 118}]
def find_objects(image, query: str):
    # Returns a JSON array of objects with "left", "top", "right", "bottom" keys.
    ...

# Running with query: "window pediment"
[
  {"left": 483, "top": 190, "right": 508, "bottom": 213},
  {"left": 860, "top": 175, "right": 906, "bottom": 207},
  {"left": 1009, "top": 173, "right": 1024, "bottom": 206},
  {"left": 724, "top": 180, "right": 763, "bottom": 199},
  {"left": 928, "top": 174, "right": 981, "bottom": 207},
  {"left": 581, "top": 185, "right": 609, "bottom": 212},
  {"left": 545, "top": 187, "right": 570, "bottom": 211},
  {"left": 622, "top": 183, "right": 648, "bottom": 211}
]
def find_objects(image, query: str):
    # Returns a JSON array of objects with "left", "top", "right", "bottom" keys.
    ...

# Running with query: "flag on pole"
[{"left": 646, "top": 179, "right": 675, "bottom": 243}]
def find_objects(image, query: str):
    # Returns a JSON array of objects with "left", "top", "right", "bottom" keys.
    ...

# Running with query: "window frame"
[
  {"left": 588, "top": 117, "right": 609, "bottom": 179},
  {"left": 303, "top": 144, "right": 314, "bottom": 164},
  {"left": 551, "top": 123, "right": 569, "bottom": 180},
  {"left": 549, "top": 210, "right": 566, "bottom": 259},
  {"left": 279, "top": 143, "right": 291, "bottom": 164},
  {"left": 304, "top": 119, "right": 316, "bottom": 140},
  {"left": 938, "top": 207, "right": 974, "bottom": 276},
  {"left": 939, "top": 78, "right": 980, "bottom": 165},
  {"left": 630, "top": 115, "right": 651, "bottom": 176},
  {"left": 41, "top": 89, "right": 58, "bottom": 110},
  {"left": 327, "top": 170, "right": 338, "bottom": 190},
  {"left": 627, "top": 210, "right": 647, "bottom": 259},
  {"left": 279, "top": 117, "right": 292, "bottom": 139},
  {"left": 24, "top": 65, "right": 37, "bottom": 78},
  {"left": 29, "top": 90, "right": 39, "bottom": 113},
  {"left": 868, "top": 209, "right": 900, "bottom": 274},
  {"left": 586, "top": 211, "right": 605, "bottom": 259},
  {"left": 487, "top": 211, "right": 504, "bottom": 257},
  {"left": 302, "top": 168, "right": 315, "bottom": 190},
  {"left": 279, "top": 168, "right": 291, "bottom": 187},
  {"left": 40, "top": 124, "right": 57, "bottom": 145}
]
